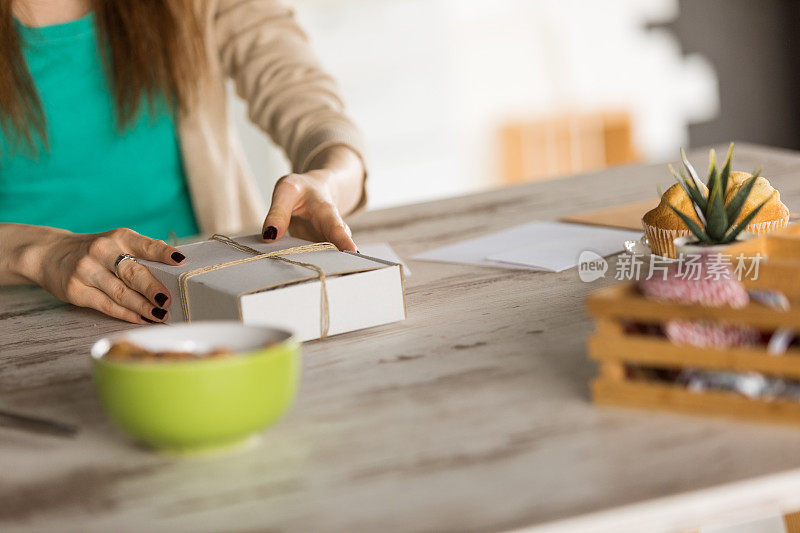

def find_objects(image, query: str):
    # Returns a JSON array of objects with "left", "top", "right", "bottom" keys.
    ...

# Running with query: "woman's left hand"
[{"left": 261, "top": 146, "right": 364, "bottom": 252}]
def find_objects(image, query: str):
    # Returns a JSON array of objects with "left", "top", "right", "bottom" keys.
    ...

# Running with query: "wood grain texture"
[{"left": 5, "top": 144, "right": 800, "bottom": 532}]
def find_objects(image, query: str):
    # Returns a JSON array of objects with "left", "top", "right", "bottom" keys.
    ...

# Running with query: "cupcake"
[
  {"left": 724, "top": 171, "right": 790, "bottom": 236},
  {"left": 642, "top": 182, "right": 707, "bottom": 259},
  {"left": 643, "top": 170, "right": 790, "bottom": 259}
]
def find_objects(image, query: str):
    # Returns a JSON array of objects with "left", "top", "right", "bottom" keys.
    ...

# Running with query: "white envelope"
[{"left": 412, "top": 221, "right": 641, "bottom": 272}]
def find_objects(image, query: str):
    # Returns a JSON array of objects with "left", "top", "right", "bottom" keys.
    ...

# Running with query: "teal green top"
[{"left": 0, "top": 13, "right": 199, "bottom": 240}]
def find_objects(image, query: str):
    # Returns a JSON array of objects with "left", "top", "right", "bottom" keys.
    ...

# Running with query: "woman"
[{"left": 0, "top": 0, "right": 367, "bottom": 324}]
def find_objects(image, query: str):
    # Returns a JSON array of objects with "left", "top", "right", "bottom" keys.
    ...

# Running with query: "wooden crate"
[
  {"left": 727, "top": 223, "right": 800, "bottom": 299},
  {"left": 586, "top": 248, "right": 800, "bottom": 425}
]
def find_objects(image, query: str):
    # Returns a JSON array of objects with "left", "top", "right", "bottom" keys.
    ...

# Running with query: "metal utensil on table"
[{"left": 0, "top": 408, "right": 78, "bottom": 438}]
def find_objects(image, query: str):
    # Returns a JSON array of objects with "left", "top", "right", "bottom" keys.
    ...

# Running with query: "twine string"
[{"left": 177, "top": 234, "right": 338, "bottom": 338}]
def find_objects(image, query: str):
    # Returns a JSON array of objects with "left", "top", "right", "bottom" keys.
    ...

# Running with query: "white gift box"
[{"left": 140, "top": 234, "right": 406, "bottom": 342}]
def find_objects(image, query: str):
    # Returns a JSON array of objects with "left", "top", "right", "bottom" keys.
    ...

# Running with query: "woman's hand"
[
  {"left": 2, "top": 224, "right": 186, "bottom": 324},
  {"left": 262, "top": 146, "right": 365, "bottom": 252}
]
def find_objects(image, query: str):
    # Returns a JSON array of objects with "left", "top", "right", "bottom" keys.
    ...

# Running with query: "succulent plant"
[{"left": 667, "top": 143, "right": 774, "bottom": 244}]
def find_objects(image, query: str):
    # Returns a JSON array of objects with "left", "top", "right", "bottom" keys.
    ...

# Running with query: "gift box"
[{"left": 140, "top": 234, "right": 406, "bottom": 341}]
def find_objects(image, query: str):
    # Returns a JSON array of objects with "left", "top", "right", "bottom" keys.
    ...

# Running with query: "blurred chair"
[{"left": 500, "top": 110, "right": 638, "bottom": 183}]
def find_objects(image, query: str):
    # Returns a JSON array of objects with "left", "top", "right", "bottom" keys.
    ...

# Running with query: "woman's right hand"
[{"left": 3, "top": 225, "right": 186, "bottom": 324}]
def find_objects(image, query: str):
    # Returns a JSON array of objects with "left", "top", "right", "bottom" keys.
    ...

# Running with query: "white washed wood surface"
[{"left": 4, "top": 144, "right": 800, "bottom": 533}]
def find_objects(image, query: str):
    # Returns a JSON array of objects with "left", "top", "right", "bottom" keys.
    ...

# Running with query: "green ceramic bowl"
[{"left": 91, "top": 321, "right": 300, "bottom": 453}]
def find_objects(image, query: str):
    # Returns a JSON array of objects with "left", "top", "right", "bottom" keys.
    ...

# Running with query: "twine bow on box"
[{"left": 177, "top": 234, "right": 338, "bottom": 339}]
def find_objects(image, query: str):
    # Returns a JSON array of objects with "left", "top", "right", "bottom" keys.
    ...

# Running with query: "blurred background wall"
[
  {"left": 228, "top": 0, "right": 797, "bottom": 210},
  {"left": 667, "top": 0, "right": 800, "bottom": 152}
]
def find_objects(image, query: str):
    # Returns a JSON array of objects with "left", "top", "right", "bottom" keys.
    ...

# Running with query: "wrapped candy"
[
  {"left": 748, "top": 290, "right": 795, "bottom": 355},
  {"left": 678, "top": 369, "right": 800, "bottom": 401},
  {"left": 678, "top": 370, "right": 769, "bottom": 399}
]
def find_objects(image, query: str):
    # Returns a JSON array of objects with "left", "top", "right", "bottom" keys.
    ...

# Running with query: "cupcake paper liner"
[
  {"left": 745, "top": 215, "right": 789, "bottom": 236},
  {"left": 643, "top": 215, "right": 789, "bottom": 259},
  {"left": 642, "top": 222, "right": 689, "bottom": 259}
]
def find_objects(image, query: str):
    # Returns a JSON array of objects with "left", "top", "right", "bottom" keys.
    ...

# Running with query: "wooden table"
[{"left": 6, "top": 144, "right": 800, "bottom": 533}]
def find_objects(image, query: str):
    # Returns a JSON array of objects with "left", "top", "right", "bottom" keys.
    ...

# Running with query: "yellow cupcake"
[
  {"left": 642, "top": 182, "right": 707, "bottom": 258},
  {"left": 724, "top": 171, "right": 789, "bottom": 236},
  {"left": 643, "top": 171, "right": 789, "bottom": 258}
]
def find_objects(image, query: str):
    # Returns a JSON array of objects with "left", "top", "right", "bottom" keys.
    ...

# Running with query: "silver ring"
[{"left": 114, "top": 254, "right": 138, "bottom": 278}]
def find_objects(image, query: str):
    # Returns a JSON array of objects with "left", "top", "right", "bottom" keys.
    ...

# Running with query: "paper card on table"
[
  {"left": 412, "top": 222, "right": 546, "bottom": 270},
  {"left": 486, "top": 223, "right": 642, "bottom": 272},
  {"left": 411, "top": 221, "right": 641, "bottom": 271},
  {"left": 358, "top": 243, "right": 411, "bottom": 276}
]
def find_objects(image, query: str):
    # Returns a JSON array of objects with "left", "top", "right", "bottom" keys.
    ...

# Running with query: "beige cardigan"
[{"left": 180, "top": 0, "right": 366, "bottom": 234}]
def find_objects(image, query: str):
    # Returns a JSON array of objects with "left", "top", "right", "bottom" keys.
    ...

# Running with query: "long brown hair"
[{"left": 0, "top": 0, "right": 205, "bottom": 153}]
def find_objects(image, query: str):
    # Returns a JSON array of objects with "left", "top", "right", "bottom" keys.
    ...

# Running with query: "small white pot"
[{"left": 673, "top": 232, "right": 755, "bottom": 258}]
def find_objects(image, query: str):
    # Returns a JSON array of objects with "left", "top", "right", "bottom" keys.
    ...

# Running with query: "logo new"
[{"left": 578, "top": 250, "right": 607, "bottom": 282}]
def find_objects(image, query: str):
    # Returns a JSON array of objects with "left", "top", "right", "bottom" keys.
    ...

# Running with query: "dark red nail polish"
[
  {"left": 152, "top": 308, "right": 167, "bottom": 320},
  {"left": 171, "top": 252, "right": 185, "bottom": 263},
  {"left": 155, "top": 293, "right": 168, "bottom": 307},
  {"left": 263, "top": 226, "right": 278, "bottom": 240},
  {"left": 142, "top": 316, "right": 156, "bottom": 324}
]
